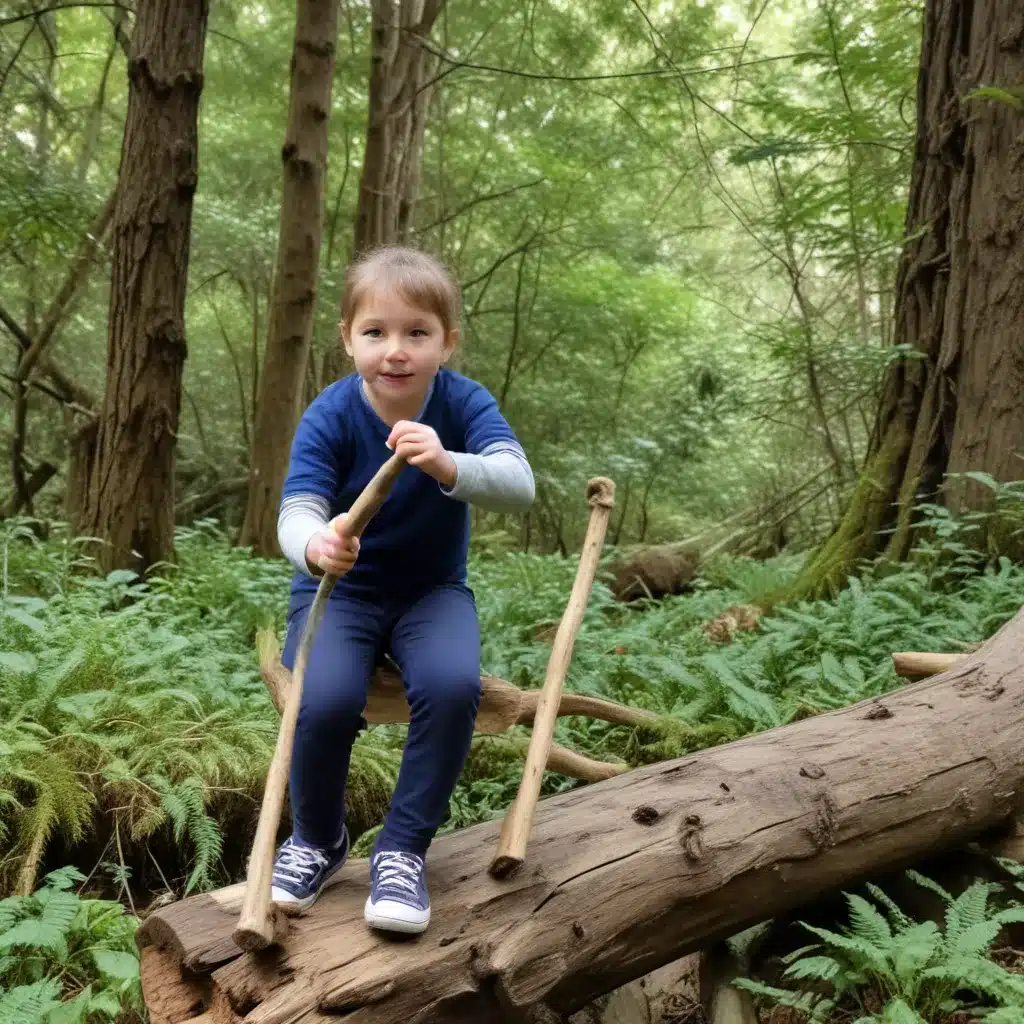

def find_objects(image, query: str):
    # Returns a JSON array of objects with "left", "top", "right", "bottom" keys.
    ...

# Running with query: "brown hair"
[{"left": 340, "top": 246, "right": 461, "bottom": 335}]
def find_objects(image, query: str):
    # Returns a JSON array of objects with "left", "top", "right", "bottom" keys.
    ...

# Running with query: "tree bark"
[
  {"left": 792, "top": 0, "right": 1024, "bottom": 599},
  {"left": 76, "top": 0, "right": 209, "bottom": 574},
  {"left": 320, "top": 0, "right": 445, "bottom": 384},
  {"left": 237, "top": 0, "right": 340, "bottom": 557},
  {"left": 353, "top": 0, "right": 444, "bottom": 254},
  {"left": 139, "top": 606, "right": 1024, "bottom": 1024}
]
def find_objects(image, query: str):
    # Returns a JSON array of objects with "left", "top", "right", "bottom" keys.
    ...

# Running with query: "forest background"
[
  {"left": 3, "top": 0, "right": 1024, "bottom": 1022},
  {"left": 0, "top": 0, "right": 923, "bottom": 561}
]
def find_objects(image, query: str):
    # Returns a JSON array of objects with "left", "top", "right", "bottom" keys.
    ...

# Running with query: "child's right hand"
[{"left": 304, "top": 513, "right": 360, "bottom": 576}]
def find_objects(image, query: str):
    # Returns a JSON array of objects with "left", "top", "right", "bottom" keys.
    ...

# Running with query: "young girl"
[{"left": 270, "top": 245, "right": 534, "bottom": 935}]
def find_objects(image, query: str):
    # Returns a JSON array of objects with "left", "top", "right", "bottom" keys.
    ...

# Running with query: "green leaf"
[
  {"left": 881, "top": 1002, "right": 928, "bottom": 1024},
  {"left": 104, "top": 569, "right": 138, "bottom": 586},
  {"left": 86, "top": 989, "right": 123, "bottom": 1017},
  {"left": 0, "top": 651, "right": 38, "bottom": 675},
  {"left": 0, "top": 979, "right": 62, "bottom": 1023},
  {"left": 948, "top": 918, "right": 1001, "bottom": 958},
  {"left": 846, "top": 892, "right": 893, "bottom": 947},
  {"left": 91, "top": 949, "right": 140, "bottom": 981},
  {"left": 45, "top": 988, "right": 90, "bottom": 1024},
  {"left": 0, "top": 917, "right": 69, "bottom": 962},
  {"left": 982, "top": 1010, "right": 1024, "bottom": 1024},
  {"left": 963, "top": 86, "right": 1024, "bottom": 111},
  {"left": 892, "top": 920, "right": 940, "bottom": 984},
  {"left": 783, "top": 955, "right": 842, "bottom": 983},
  {"left": 4, "top": 605, "right": 45, "bottom": 633},
  {"left": 40, "top": 867, "right": 86, "bottom": 892}
]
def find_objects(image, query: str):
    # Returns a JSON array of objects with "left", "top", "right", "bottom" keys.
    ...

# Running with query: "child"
[{"left": 271, "top": 245, "right": 534, "bottom": 934}]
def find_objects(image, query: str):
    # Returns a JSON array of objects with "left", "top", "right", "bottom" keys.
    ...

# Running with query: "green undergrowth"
[
  {"left": 2, "top": 514, "right": 1024, "bottom": 898},
  {"left": 736, "top": 867, "right": 1024, "bottom": 1022},
  {"left": 0, "top": 866, "right": 142, "bottom": 1024}
]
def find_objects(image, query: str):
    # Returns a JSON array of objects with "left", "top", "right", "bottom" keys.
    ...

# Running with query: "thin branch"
[
  {"left": 0, "top": 365, "right": 89, "bottom": 413},
  {"left": 1, "top": 2, "right": 131, "bottom": 28},
  {"left": 0, "top": 24, "right": 37, "bottom": 95},
  {"left": 414, "top": 177, "right": 545, "bottom": 235},
  {"left": 410, "top": 36, "right": 818, "bottom": 84},
  {"left": 325, "top": 124, "right": 352, "bottom": 271},
  {"left": 211, "top": 302, "right": 251, "bottom": 454}
]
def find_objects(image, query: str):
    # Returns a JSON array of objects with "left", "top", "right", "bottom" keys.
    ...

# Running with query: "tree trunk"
[
  {"left": 353, "top": 0, "right": 443, "bottom": 253},
  {"left": 320, "top": 0, "right": 445, "bottom": 384},
  {"left": 139, "top": 606, "right": 1024, "bottom": 1024},
  {"left": 237, "top": 0, "right": 340, "bottom": 557},
  {"left": 792, "top": 0, "right": 1024, "bottom": 599},
  {"left": 75, "top": 0, "right": 209, "bottom": 574}
]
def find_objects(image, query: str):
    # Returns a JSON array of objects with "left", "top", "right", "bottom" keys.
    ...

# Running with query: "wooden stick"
[
  {"left": 891, "top": 651, "right": 968, "bottom": 678},
  {"left": 255, "top": 630, "right": 630, "bottom": 783},
  {"left": 257, "top": 629, "right": 660, "bottom": 731},
  {"left": 489, "top": 477, "right": 615, "bottom": 879},
  {"left": 233, "top": 452, "right": 406, "bottom": 952}
]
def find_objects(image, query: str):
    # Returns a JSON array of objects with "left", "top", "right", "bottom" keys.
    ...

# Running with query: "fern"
[
  {"left": 0, "top": 979, "right": 62, "bottom": 1024},
  {"left": 737, "top": 870, "right": 1024, "bottom": 1021},
  {"left": 0, "top": 868, "right": 141, "bottom": 1022}
]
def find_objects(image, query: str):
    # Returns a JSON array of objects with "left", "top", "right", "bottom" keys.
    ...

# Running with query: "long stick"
[
  {"left": 489, "top": 476, "right": 615, "bottom": 879},
  {"left": 234, "top": 452, "right": 406, "bottom": 951}
]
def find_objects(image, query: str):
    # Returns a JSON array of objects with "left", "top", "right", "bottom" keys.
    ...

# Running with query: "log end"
[
  {"left": 232, "top": 903, "right": 289, "bottom": 952},
  {"left": 488, "top": 853, "right": 524, "bottom": 881},
  {"left": 139, "top": 946, "right": 208, "bottom": 1024},
  {"left": 586, "top": 476, "right": 615, "bottom": 509}
]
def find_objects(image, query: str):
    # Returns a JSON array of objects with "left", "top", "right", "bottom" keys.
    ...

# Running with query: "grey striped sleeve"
[
  {"left": 278, "top": 493, "right": 331, "bottom": 576},
  {"left": 440, "top": 441, "right": 535, "bottom": 512}
]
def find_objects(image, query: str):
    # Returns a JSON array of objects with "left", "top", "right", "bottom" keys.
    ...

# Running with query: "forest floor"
[{"left": 2, "top": 515, "right": 1024, "bottom": 1022}]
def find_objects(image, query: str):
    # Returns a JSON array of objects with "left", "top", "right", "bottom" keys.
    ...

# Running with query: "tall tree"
[
  {"left": 353, "top": 0, "right": 444, "bottom": 253},
  {"left": 319, "top": 0, "right": 445, "bottom": 383},
  {"left": 237, "top": 0, "right": 341, "bottom": 557},
  {"left": 75, "top": 0, "right": 210, "bottom": 573},
  {"left": 792, "top": 0, "right": 1024, "bottom": 598},
  {"left": 242, "top": 0, "right": 445, "bottom": 555}
]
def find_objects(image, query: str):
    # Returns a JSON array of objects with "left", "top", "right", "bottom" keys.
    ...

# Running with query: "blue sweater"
[{"left": 279, "top": 369, "right": 531, "bottom": 608}]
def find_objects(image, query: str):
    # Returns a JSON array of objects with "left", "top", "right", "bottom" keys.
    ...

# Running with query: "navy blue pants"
[{"left": 281, "top": 582, "right": 481, "bottom": 855}]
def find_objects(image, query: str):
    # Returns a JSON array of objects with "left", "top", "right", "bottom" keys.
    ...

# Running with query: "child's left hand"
[{"left": 387, "top": 421, "right": 457, "bottom": 488}]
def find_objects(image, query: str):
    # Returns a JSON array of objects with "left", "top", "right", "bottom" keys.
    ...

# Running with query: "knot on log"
[
  {"left": 632, "top": 805, "right": 660, "bottom": 825},
  {"left": 586, "top": 476, "right": 615, "bottom": 509},
  {"left": 811, "top": 792, "right": 839, "bottom": 852},
  {"left": 680, "top": 813, "right": 705, "bottom": 862}
]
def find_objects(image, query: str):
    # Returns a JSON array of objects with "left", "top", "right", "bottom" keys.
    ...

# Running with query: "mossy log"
[{"left": 140, "top": 607, "right": 1024, "bottom": 1023}]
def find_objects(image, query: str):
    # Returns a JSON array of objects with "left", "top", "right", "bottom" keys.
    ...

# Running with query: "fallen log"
[
  {"left": 257, "top": 627, "right": 653, "bottom": 783},
  {"left": 139, "top": 607, "right": 1024, "bottom": 1024}
]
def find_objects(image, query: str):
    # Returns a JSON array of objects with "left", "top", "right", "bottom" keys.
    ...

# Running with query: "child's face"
[{"left": 343, "top": 287, "right": 458, "bottom": 412}]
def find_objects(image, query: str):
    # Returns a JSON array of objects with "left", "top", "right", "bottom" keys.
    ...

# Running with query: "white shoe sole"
[
  {"left": 363, "top": 896, "right": 430, "bottom": 934},
  {"left": 270, "top": 864, "right": 346, "bottom": 911}
]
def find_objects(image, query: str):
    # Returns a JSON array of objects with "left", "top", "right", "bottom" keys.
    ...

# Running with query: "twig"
[{"left": 115, "top": 818, "right": 136, "bottom": 916}]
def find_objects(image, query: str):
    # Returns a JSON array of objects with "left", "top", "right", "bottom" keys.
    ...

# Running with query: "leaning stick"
[
  {"left": 234, "top": 452, "right": 406, "bottom": 952},
  {"left": 489, "top": 477, "right": 615, "bottom": 879}
]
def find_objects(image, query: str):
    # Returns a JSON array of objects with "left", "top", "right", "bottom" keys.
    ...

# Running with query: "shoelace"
[
  {"left": 373, "top": 851, "right": 423, "bottom": 897},
  {"left": 274, "top": 840, "right": 329, "bottom": 885}
]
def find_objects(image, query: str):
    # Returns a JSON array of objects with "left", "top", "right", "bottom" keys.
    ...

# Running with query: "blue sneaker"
[
  {"left": 364, "top": 850, "right": 430, "bottom": 934},
  {"left": 270, "top": 828, "right": 349, "bottom": 910}
]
